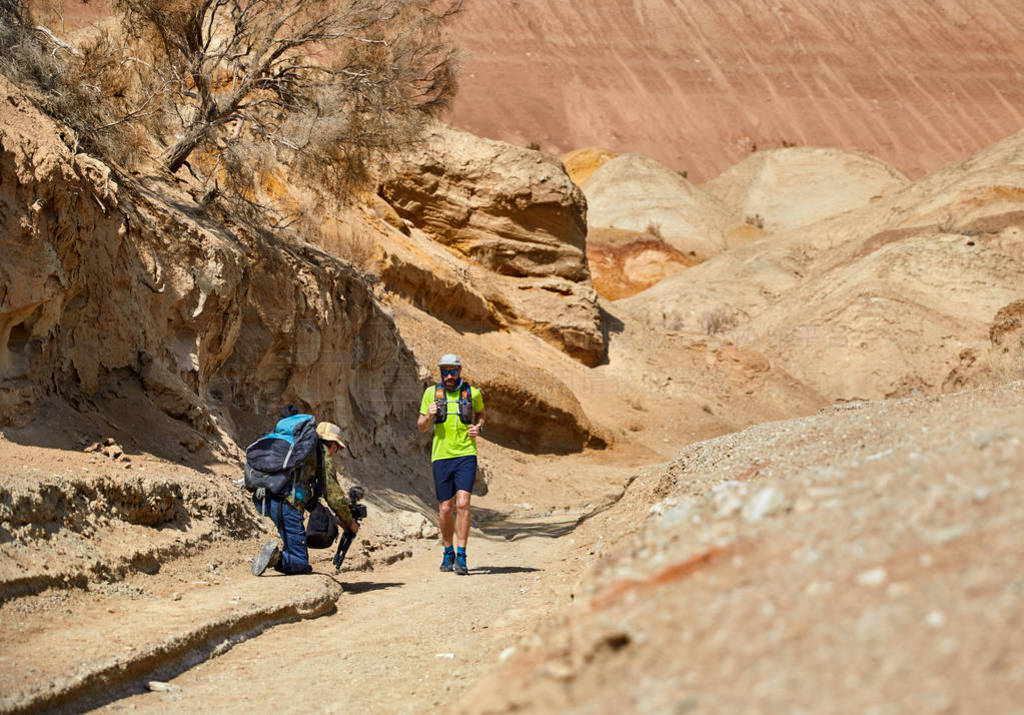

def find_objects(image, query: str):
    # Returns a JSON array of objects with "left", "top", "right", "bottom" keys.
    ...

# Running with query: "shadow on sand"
[
  {"left": 332, "top": 580, "right": 405, "bottom": 594},
  {"left": 469, "top": 565, "right": 541, "bottom": 576},
  {"left": 474, "top": 506, "right": 585, "bottom": 540}
]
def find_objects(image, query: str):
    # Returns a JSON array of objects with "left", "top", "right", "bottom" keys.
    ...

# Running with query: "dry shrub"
[
  {"left": 937, "top": 214, "right": 957, "bottom": 234},
  {"left": 980, "top": 347, "right": 1024, "bottom": 384},
  {"left": 340, "top": 230, "right": 378, "bottom": 274},
  {"left": 1, "top": 0, "right": 51, "bottom": 84},
  {"left": 0, "top": 1, "right": 159, "bottom": 168},
  {"left": 983, "top": 301, "right": 1024, "bottom": 383},
  {"left": 295, "top": 204, "right": 379, "bottom": 274},
  {"left": 645, "top": 222, "right": 663, "bottom": 240},
  {"left": 3, "top": 0, "right": 461, "bottom": 212},
  {"left": 287, "top": 2, "right": 461, "bottom": 202},
  {"left": 115, "top": 0, "right": 461, "bottom": 183},
  {"left": 744, "top": 213, "right": 765, "bottom": 229},
  {"left": 702, "top": 308, "right": 737, "bottom": 336}
]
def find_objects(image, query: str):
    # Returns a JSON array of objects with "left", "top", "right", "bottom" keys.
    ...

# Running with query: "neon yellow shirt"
[{"left": 420, "top": 383, "right": 484, "bottom": 462}]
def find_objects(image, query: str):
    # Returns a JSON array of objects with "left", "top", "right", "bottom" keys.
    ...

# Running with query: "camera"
[
  {"left": 334, "top": 485, "right": 367, "bottom": 570},
  {"left": 348, "top": 486, "right": 367, "bottom": 521}
]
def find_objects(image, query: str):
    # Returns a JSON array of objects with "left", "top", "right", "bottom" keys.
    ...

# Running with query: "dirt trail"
[
  {"left": 0, "top": 428, "right": 645, "bottom": 713},
  {"left": 91, "top": 510, "right": 596, "bottom": 714}
]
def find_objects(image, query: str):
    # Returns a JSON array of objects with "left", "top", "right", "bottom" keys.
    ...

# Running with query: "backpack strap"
[
  {"left": 433, "top": 383, "right": 447, "bottom": 423},
  {"left": 313, "top": 441, "right": 325, "bottom": 500},
  {"left": 458, "top": 382, "right": 473, "bottom": 425}
]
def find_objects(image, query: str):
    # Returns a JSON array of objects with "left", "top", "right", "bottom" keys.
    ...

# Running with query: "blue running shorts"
[{"left": 432, "top": 455, "right": 477, "bottom": 502}]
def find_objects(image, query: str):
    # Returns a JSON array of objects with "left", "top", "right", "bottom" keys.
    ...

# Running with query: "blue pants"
[
  {"left": 433, "top": 455, "right": 477, "bottom": 502},
  {"left": 252, "top": 494, "right": 311, "bottom": 574}
]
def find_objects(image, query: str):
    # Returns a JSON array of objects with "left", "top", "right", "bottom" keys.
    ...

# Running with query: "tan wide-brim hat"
[{"left": 316, "top": 421, "right": 346, "bottom": 448}]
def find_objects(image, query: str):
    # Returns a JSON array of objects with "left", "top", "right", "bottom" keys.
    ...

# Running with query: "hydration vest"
[{"left": 434, "top": 382, "right": 474, "bottom": 425}]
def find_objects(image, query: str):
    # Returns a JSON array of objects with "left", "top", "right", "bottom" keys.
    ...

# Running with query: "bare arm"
[
  {"left": 467, "top": 409, "right": 486, "bottom": 439},
  {"left": 418, "top": 400, "right": 438, "bottom": 432}
]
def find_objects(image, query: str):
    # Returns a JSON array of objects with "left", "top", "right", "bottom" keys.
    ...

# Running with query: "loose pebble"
[
  {"left": 742, "top": 487, "right": 790, "bottom": 522},
  {"left": 857, "top": 568, "right": 887, "bottom": 586}
]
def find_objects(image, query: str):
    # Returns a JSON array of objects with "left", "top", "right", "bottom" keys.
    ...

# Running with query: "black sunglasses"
[{"left": 440, "top": 368, "right": 460, "bottom": 376}]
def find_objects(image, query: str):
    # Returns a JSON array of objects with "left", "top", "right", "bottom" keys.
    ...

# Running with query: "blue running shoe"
[
  {"left": 454, "top": 552, "right": 468, "bottom": 575},
  {"left": 440, "top": 546, "right": 455, "bottom": 572}
]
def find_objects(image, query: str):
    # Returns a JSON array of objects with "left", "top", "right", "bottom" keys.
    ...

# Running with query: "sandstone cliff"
[
  {"left": 0, "top": 76, "right": 428, "bottom": 499},
  {"left": 446, "top": 0, "right": 1024, "bottom": 182}
]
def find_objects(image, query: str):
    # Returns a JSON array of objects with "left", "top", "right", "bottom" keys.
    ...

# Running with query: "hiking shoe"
[
  {"left": 251, "top": 540, "right": 281, "bottom": 576},
  {"left": 440, "top": 548, "right": 455, "bottom": 572},
  {"left": 454, "top": 553, "right": 468, "bottom": 576}
]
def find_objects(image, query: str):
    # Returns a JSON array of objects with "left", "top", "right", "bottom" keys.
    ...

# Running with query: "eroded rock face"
[
  {"left": 582, "top": 153, "right": 735, "bottom": 260},
  {"left": 379, "top": 122, "right": 605, "bottom": 366},
  {"left": 445, "top": 0, "right": 1024, "bottom": 183},
  {"left": 380, "top": 122, "right": 588, "bottom": 279},
  {"left": 703, "top": 147, "right": 910, "bottom": 233},
  {"left": 0, "top": 77, "right": 429, "bottom": 497},
  {"left": 586, "top": 227, "right": 698, "bottom": 301},
  {"left": 616, "top": 131, "right": 1024, "bottom": 402}
]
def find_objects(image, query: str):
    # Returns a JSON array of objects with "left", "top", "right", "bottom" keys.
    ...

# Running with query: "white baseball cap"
[{"left": 438, "top": 353, "right": 462, "bottom": 368}]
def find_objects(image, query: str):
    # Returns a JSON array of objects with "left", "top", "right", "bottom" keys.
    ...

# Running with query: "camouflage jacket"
[{"left": 284, "top": 442, "right": 353, "bottom": 525}]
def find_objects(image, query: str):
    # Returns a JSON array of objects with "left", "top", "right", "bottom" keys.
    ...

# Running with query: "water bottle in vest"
[{"left": 433, "top": 384, "right": 447, "bottom": 423}]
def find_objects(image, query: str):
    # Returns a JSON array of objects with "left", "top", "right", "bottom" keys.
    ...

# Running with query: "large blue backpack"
[{"left": 243, "top": 413, "right": 321, "bottom": 500}]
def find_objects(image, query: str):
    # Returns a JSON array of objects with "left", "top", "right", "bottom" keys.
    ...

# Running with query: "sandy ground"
[
  {"left": 0, "top": 414, "right": 647, "bottom": 713},
  {"left": 91, "top": 523, "right": 589, "bottom": 714},
  {"left": 4, "top": 381, "right": 1022, "bottom": 714}
]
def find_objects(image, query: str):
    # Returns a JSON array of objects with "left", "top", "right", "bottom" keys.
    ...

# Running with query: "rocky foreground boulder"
[{"left": 463, "top": 381, "right": 1024, "bottom": 713}]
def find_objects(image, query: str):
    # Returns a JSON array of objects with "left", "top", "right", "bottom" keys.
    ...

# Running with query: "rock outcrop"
[
  {"left": 582, "top": 153, "right": 736, "bottom": 260},
  {"left": 704, "top": 147, "right": 910, "bottom": 233},
  {"left": 586, "top": 227, "right": 698, "bottom": 301},
  {"left": 380, "top": 122, "right": 589, "bottom": 280},
  {"left": 379, "top": 122, "right": 605, "bottom": 366},
  {"left": 561, "top": 146, "right": 617, "bottom": 186}
]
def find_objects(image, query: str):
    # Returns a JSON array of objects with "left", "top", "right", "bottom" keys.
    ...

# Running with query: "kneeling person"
[{"left": 252, "top": 421, "right": 360, "bottom": 576}]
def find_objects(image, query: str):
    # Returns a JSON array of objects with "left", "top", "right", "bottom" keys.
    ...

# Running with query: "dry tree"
[{"left": 116, "top": 0, "right": 461, "bottom": 191}]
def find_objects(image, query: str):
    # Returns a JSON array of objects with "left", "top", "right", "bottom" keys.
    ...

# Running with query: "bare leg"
[
  {"left": 439, "top": 497, "right": 455, "bottom": 547},
  {"left": 455, "top": 490, "right": 472, "bottom": 548}
]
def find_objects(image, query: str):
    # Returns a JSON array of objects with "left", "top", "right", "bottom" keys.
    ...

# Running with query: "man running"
[{"left": 417, "top": 354, "right": 485, "bottom": 575}]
